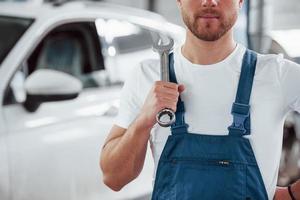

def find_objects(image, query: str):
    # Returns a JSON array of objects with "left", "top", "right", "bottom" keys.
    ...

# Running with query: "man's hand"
[
  {"left": 274, "top": 180, "right": 300, "bottom": 200},
  {"left": 274, "top": 187, "right": 291, "bottom": 200},
  {"left": 139, "top": 81, "right": 185, "bottom": 129}
]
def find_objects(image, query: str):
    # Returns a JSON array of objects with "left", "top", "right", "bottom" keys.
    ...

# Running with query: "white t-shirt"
[{"left": 113, "top": 43, "right": 300, "bottom": 199}]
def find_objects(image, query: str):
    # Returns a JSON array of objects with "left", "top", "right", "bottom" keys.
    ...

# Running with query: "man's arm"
[
  {"left": 100, "top": 81, "right": 184, "bottom": 191},
  {"left": 290, "top": 180, "right": 300, "bottom": 199},
  {"left": 100, "top": 116, "right": 152, "bottom": 191},
  {"left": 276, "top": 57, "right": 300, "bottom": 199}
]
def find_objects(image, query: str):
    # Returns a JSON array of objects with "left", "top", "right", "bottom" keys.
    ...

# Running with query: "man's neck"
[{"left": 181, "top": 29, "right": 237, "bottom": 65}]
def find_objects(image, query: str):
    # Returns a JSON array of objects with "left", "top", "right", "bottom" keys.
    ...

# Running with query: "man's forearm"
[{"left": 100, "top": 114, "right": 152, "bottom": 191}]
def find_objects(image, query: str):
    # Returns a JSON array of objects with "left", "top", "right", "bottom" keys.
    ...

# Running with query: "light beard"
[{"left": 182, "top": 9, "right": 238, "bottom": 41}]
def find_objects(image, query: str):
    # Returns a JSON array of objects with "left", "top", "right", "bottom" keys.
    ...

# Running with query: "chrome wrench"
[{"left": 153, "top": 37, "right": 176, "bottom": 127}]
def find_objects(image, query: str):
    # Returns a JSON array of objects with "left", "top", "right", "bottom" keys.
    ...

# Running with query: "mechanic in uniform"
[{"left": 100, "top": 0, "right": 300, "bottom": 199}]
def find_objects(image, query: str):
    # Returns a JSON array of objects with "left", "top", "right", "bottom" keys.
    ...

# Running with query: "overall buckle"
[{"left": 227, "top": 103, "right": 250, "bottom": 134}]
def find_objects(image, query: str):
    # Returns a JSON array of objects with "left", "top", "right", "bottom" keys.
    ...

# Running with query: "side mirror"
[{"left": 23, "top": 69, "right": 83, "bottom": 112}]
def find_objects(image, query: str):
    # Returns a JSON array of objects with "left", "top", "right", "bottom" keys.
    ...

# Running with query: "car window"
[
  {"left": 96, "top": 18, "right": 159, "bottom": 83},
  {"left": 27, "top": 22, "right": 106, "bottom": 88},
  {"left": 102, "top": 19, "right": 154, "bottom": 55},
  {"left": 0, "top": 16, "right": 33, "bottom": 65},
  {"left": 96, "top": 18, "right": 159, "bottom": 55},
  {"left": 114, "top": 29, "right": 154, "bottom": 54},
  {"left": 3, "top": 22, "right": 107, "bottom": 105}
]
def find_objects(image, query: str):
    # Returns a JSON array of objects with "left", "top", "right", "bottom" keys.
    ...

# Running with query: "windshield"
[{"left": 0, "top": 16, "right": 33, "bottom": 65}]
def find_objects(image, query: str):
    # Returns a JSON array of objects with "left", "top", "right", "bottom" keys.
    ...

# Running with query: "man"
[{"left": 100, "top": 0, "right": 300, "bottom": 199}]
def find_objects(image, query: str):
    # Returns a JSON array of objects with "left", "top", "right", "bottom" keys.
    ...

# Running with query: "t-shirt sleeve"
[
  {"left": 113, "top": 64, "right": 142, "bottom": 129},
  {"left": 279, "top": 57, "right": 300, "bottom": 113}
]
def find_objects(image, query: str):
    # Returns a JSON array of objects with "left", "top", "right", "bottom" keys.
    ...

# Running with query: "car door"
[
  {"left": 0, "top": 15, "right": 35, "bottom": 200},
  {"left": 2, "top": 20, "right": 156, "bottom": 200},
  {"left": 0, "top": 113, "right": 9, "bottom": 200}
]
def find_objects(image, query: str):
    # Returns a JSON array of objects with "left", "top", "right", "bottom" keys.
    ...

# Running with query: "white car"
[{"left": 0, "top": 1, "right": 185, "bottom": 200}]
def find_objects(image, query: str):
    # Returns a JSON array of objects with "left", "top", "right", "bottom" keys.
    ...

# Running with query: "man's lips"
[{"left": 199, "top": 14, "right": 220, "bottom": 19}]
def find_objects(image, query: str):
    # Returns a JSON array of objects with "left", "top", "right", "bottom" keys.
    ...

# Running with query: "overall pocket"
[{"left": 169, "top": 158, "right": 246, "bottom": 200}]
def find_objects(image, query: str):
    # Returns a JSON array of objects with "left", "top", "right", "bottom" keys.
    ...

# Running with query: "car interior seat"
[{"left": 35, "top": 35, "right": 83, "bottom": 78}]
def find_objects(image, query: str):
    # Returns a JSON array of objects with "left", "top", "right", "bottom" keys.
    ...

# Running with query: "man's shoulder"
[
  {"left": 256, "top": 51, "right": 300, "bottom": 68},
  {"left": 135, "top": 58, "right": 160, "bottom": 80},
  {"left": 254, "top": 51, "right": 300, "bottom": 81},
  {"left": 255, "top": 51, "right": 285, "bottom": 71},
  {"left": 256, "top": 51, "right": 283, "bottom": 62},
  {"left": 140, "top": 58, "right": 160, "bottom": 69}
]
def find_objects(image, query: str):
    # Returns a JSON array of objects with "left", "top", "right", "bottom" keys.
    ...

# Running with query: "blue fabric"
[
  {"left": 151, "top": 50, "right": 268, "bottom": 200},
  {"left": 228, "top": 50, "right": 257, "bottom": 136},
  {"left": 169, "top": 53, "right": 189, "bottom": 135}
]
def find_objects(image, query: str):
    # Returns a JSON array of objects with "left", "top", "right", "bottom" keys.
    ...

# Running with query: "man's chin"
[
  {"left": 197, "top": 35, "right": 221, "bottom": 42},
  {"left": 193, "top": 29, "right": 224, "bottom": 41}
]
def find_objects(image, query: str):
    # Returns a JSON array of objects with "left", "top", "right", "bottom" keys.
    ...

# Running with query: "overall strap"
[
  {"left": 228, "top": 49, "right": 257, "bottom": 136},
  {"left": 168, "top": 53, "right": 189, "bottom": 135}
]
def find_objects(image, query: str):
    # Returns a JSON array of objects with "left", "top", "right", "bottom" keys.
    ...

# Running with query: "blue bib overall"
[{"left": 151, "top": 50, "right": 269, "bottom": 200}]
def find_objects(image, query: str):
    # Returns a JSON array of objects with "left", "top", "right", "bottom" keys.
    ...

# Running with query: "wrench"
[{"left": 153, "top": 37, "right": 176, "bottom": 127}]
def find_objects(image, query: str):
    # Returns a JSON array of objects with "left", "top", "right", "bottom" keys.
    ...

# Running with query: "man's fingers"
[
  {"left": 158, "top": 95, "right": 178, "bottom": 102},
  {"left": 155, "top": 81, "right": 179, "bottom": 90},
  {"left": 156, "top": 89, "right": 179, "bottom": 97},
  {"left": 158, "top": 99, "right": 177, "bottom": 111},
  {"left": 151, "top": 81, "right": 185, "bottom": 112},
  {"left": 178, "top": 84, "right": 185, "bottom": 93}
]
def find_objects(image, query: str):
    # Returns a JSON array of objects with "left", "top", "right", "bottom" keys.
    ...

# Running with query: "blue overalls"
[{"left": 151, "top": 49, "right": 269, "bottom": 200}]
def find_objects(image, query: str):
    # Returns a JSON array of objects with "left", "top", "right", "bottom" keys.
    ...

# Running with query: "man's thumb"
[{"left": 178, "top": 84, "right": 185, "bottom": 93}]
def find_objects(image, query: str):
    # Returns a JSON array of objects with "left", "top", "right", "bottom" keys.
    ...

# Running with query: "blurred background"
[{"left": 0, "top": 0, "right": 299, "bottom": 199}]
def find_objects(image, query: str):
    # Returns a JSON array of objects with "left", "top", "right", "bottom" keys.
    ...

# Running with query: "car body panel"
[
  {"left": 5, "top": 104, "right": 153, "bottom": 199},
  {"left": 0, "top": 135, "right": 10, "bottom": 200}
]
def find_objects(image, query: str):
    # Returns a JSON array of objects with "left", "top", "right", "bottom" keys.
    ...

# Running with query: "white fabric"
[{"left": 113, "top": 43, "right": 300, "bottom": 199}]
